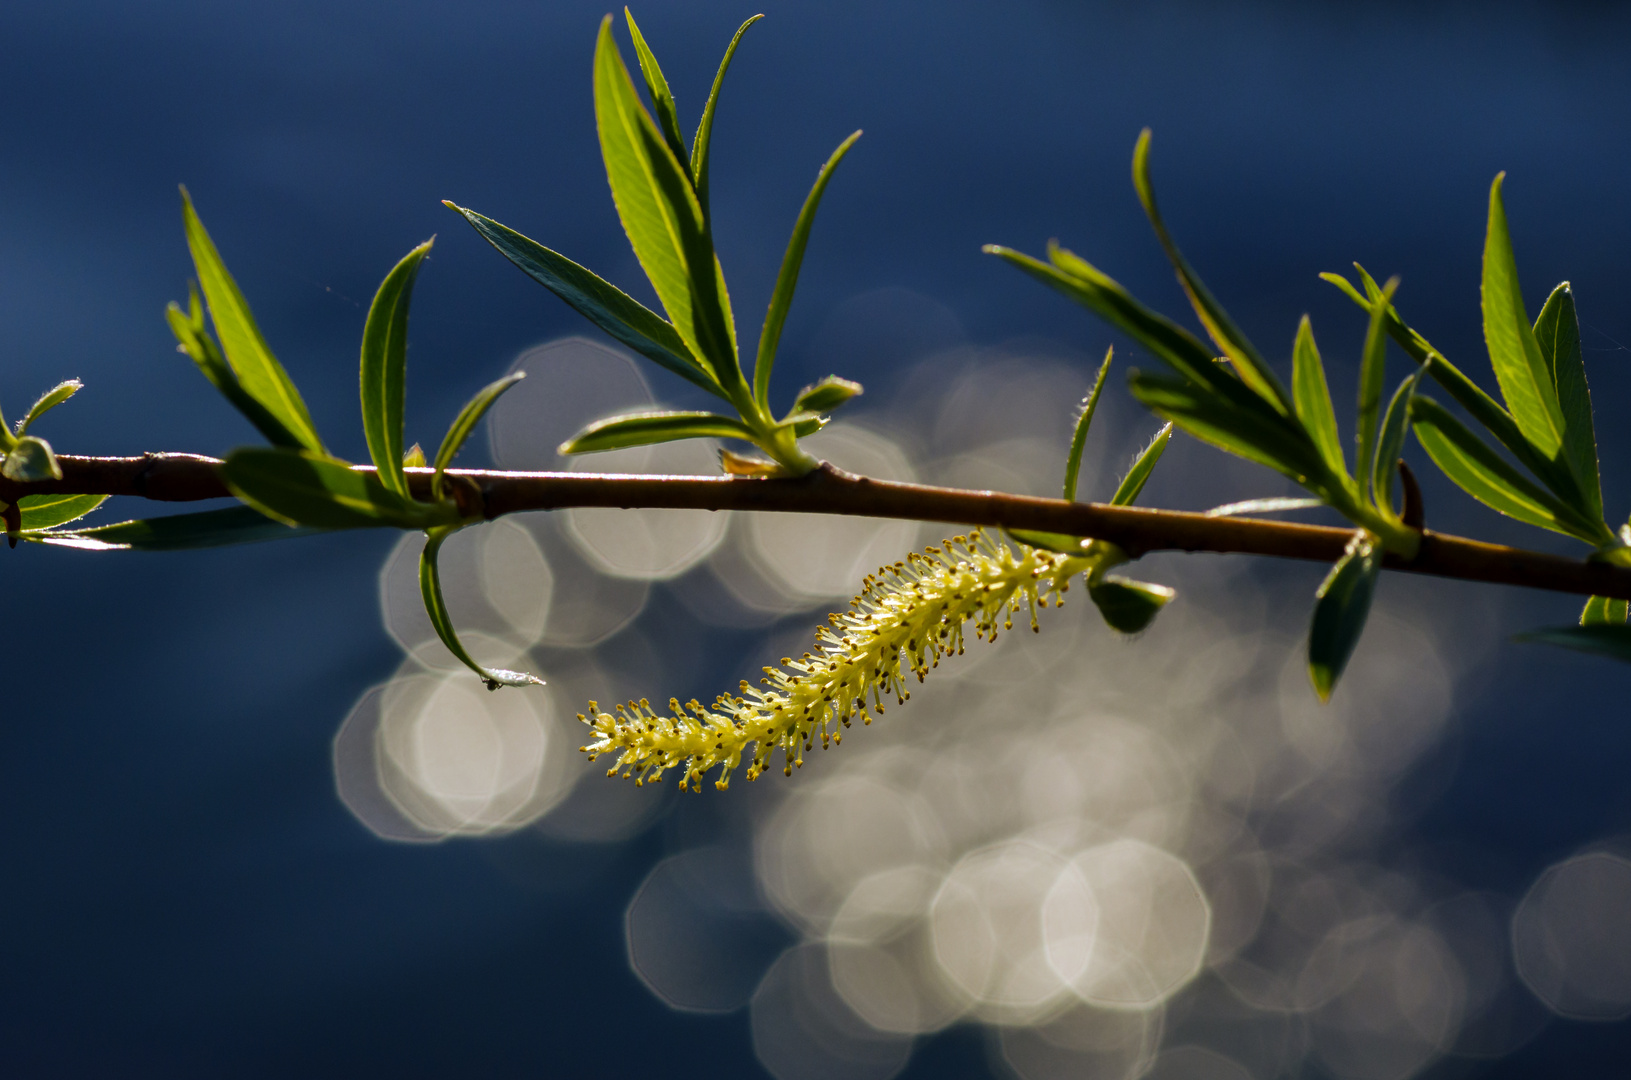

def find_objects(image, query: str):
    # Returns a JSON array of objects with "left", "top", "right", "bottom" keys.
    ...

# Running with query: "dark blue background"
[{"left": 3, "top": 1, "right": 1630, "bottom": 1075}]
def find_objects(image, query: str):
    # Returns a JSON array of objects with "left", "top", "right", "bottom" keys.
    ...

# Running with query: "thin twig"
[{"left": 9, "top": 453, "right": 1631, "bottom": 602}]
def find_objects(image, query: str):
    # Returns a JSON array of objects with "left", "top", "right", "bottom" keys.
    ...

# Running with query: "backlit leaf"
[
  {"left": 1534, "top": 281, "right": 1600, "bottom": 521},
  {"left": 1, "top": 435, "right": 62, "bottom": 481},
  {"left": 420, "top": 525, "right": 544, "bottom": 689},
  {"left": 1355, "top": 276, "right": 1398, "bottom": 510},
  {"left": 360, "top": 239, "right": 433, "bottom": 499},
  {"left": 166, "top": 288, "right": 308, "bottom": 448},
  {"left": 1307, "top": 531, "right": 1380, "bottom": 701},
  {"left": 623, "top": 8, "right": 690, "bottom": 167},
  {"left": 433, "top": 373, "right": 525, "bottom": 499},
  {"left": 791, "top": 375, "right": 863, "bottom": 415},
  {"left": 1292, "top": 316, "right": 1347, "bottom": 484},
  {"left": 1089, "top": 576, "right": 1175, "bottom": 634},
  {"left": 1110, "top": 423, "right": 1172, "bottom": 507},
  {"left": 1065, "top": 347, "right": 1113, "bottom": 502},
  {"left": 1580, "top": 595, "right": 1628, "bottom": 627},
  {"left": 690, "top": 14, "right": 763, "bottom": 220},
  {"left": 1482, "top": 174, "right": 1564, "bottom": 459},
  {"left": 17, "top": 492, "right": 106, "bottom": 530},
  {"left": 29, "top": 505, "right": 331, "bottom": 551},
  {"left": 1515, "top": 623, "right": 1631, "bottom": 662},
  {"left": 16, "top": 379, "right": 82, "bottom": 436},
  {"left": 223, "top": 447, "right": 456, "bottom": 530},
  {"left": 560, "top": 410, "right": 755, "bottom": 455}
]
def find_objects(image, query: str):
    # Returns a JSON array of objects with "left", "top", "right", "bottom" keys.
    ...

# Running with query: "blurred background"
[{"left": 4, "top": 1, "right": 1631, "bottom": 1076}]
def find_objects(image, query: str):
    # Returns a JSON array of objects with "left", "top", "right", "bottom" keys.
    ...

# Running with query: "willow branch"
[{"left": 11, "top": 453, "right": 1631, "bottom": 602}]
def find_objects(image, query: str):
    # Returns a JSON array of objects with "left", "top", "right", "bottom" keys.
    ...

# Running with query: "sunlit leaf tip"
[{"left": 1063, "top": 346, "right": 1113, "bottom": 502}]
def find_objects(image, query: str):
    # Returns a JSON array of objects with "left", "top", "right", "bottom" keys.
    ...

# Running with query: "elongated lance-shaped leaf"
[
  {"left": 223, "top": 448, "right": 458, "bottom": 531},
  {"left": 1064, "top": 347, "right": 1114, "bottom": 502},
  {"left": 360, "top": 239, "right": 433, "bottom": 499},
  {"left": 622, "top": 8, "right": 690, "bottom": 169},
  {"left": 1131, "top": 131, "right": 1293, "bottom": 414},
  {"left": 420, "top": 525, "right": 544, "bottom": 689},
  {"left": 1354, "top": 275, "right": 1398, "bottom": 511},
  {"left": 560, "top": 409, "right": 757, "bottom": 454},
  {"left": 16, "top": 493, "right": 106, "bottom": 530},
  {"left": 1204, "top": 497, "right": 1324, "bottom": 518},
  {"left": 445, "top": 204, "right": 721, "bottom": 399},
  {"left": 432, "top": 373, "right": 525, "bottom": 501},
  {"left": 1307, "top": 531, "right": 1380, "bottom": 701},
  {"left": 755, "top": 130, "right": 862, "bottom": 408},
  {"left": 1111, "top": 423, "right": 1173, "bottom": 506},
  {"left": 690, "top": 13, "right": 763, "bottom": 221},
  {"left": 1580, "top": 595, "right": 1628, "bottom": 626},
  {"left": 1410, "top": 396, "right": 1604, "bottom": 542},
  {"left": 791, "top": 375, "right": 862, "bottom": 414},
  {"left": 1325, "top": 265, "right": 1584, "bottom": 507},
  {"left": 28, "top": 505, "right": 334, "bottom": 551},
  {"left": 167, "top": 288, "right": 309, "bottom": 449},
  {"left": 180, "top": 187, "right": 323, "bottom": 453},
  {"left": 986, "top": 244, "right": 1221, "bottom": 392},
  {"left": 1292, "top": 316, "right": 1347, "bottom": 484},
  {"left": 0, "top": 394, "right": 13, "bottom": 451},
  {"left": 1533, "top": 281, "right": 1601, "bottom": 522},
  {"left": 1483, "top": 174, "right": 1565, "bottom": 460},
  {"left": 16, "top": 380, "right": 82, "bottom": 436},
  {"left": 1515, "top": 624, "right": 1631, "bottom": 662},
  {"left": 1372, "top": 363, "right": 1427, "bottom": 522},
  {"left": 594, "top": 17, "right": 741, "bottom": 391}
]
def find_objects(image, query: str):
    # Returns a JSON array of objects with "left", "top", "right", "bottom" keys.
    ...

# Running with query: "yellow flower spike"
[{"left": 578, "top": 529, "right": 1094, "bottom": 791}]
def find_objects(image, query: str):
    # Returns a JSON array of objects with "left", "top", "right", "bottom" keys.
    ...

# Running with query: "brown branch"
[{"left": 10, "top": 453, "right": 1631, "bottom": 602}]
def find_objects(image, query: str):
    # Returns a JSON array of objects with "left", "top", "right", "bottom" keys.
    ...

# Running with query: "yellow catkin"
[{"left": 578, "top": 530, "right": 1089, "bottom": 792}]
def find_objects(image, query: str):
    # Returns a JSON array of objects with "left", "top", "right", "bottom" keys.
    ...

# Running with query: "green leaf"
[
  {"left": 2, "top": 435, "right": 62, "bottom": 481},
  {"left": 789, "top": 414, "right": 827, "bottom": 439},
  {"left": 987, "top": 243, "right": 1225, "bottom": 393},
  {"left": 403, "top": 443, "right": 426, "bottom": 469},
  {"left": 1110, "top": 423, "right": 1172, "bottom": 507},
  {"left": 223, "top": 447, "right": 457, "bottom": 530},
  {"left": 622, "top": 8, "right": 690, "bottom": 168},
  {"left": 1580, "top": 595, "right": 1628, "bottom": 626},
  {"left": 1307, "top": 531, "right": 1381, "bottom": 701},
  {"left": 420, "top": 525, "right": 544, "bottom": 689},
  {"left": 1534, "top": 281, "right": 1601, "bottom": 522},
  {"left": 445, "top": 204, "right": 721, "bottom": 399},
  {"left": 791, "top": 375, "right": 863, "bottom": 415},
  {"left": 1292, "top": 316, "right": 1347, "bottom": 484},
  {"left": 594, "top": 16, "right": 740, "bottom": 387},
  {"left": 1482, "top": 174, "right": 1565, "bottom": 460},
  {"left": 166, "top": 289, "right": 309, "bottom": 449},
  {"left": 1354, "top": 276, "right": 1398, "bottom": 511},
  {"left": 1064, "top": 347, "right": 1113, "bottom": 502},
  {"left": 1128, "top": 371, "right": 1336, "bottom": 499},
  {"left": 559, "top": 409, "right": 756, "bottom": 455},
  {"left": 1089, "top": 576, "right": 1175, "bottom": 634},
  {"left": 1204, "top": 497, "right": 1324, "bottom": 518},
  {"left": 756, "top": 130, "right": 862, "bottom": 407},
  {"left": 690, "top": 13, "right": 764, "bottom": 221},
  {"left": 16, "top": 379, "right": 82, "bottom": 436},
  {"left": 1410, "top": 396, "right": 1598, "bottom": 541},
  {"left": 16, "top": 493, "right": 106, "bottom": 530},
  {"left": 1130, "top": 130, "right": 1292, "bottom": 414},
  {"left": 1372, "top": 363, "right": 1426, "bottom": 520},
  {"left": 180, "top": 187, "right": 323, "bottom": 453},
  {"left": 28, "top": 505, "right": 333, "bottom": 551},
  {"left": 360, "top": 239, "right": 433, "bottom": 499},
  {"left": 1006, "top": 529, "right": 1088, "bottom": 555},
  {"left": 1514, "top": 624, "right": 1631, "bottom": 662},
  {"left": 433, "top": 373, "right": 525, "bottom": 500}
]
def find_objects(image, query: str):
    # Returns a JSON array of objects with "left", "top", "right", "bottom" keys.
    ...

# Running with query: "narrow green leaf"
[
  {"left": 360, "top": 239, "right": 433, "bottom": 499},
  {"left": 791, "top": 375, "right": 863, "bottom": 415},
  {"left": 420, "top": 526, "right": 544, "bottom": 689},
  {"left": 1355, "top": 276, "right": 1398, "bottom": 512},
  {"left": 1292, "top": 316, "right": 1347, "bottom": 483},
  {"left": 1410, "top": 396, "right": 1600, "bottom": 541},
  {"left": 0, "top": 394, "right": 13, "bottom": 452},
  {"left": 180, "top": 187, "right": 323, "bottom": 453},
  {"left": 16, "top": 493, "right": 106, "bottom": 530},
  {"left": 16, "top": 379, "right": 83, "bottom": 436},
  {"left": 29, "top": 505, "right": 332, "bottom": 551},
  {"left": 1110, "top": 423, "right": 1172, "bottom": 507},
  {"left": 1204, "top": 497, "right": 1324, "bottom": 518},
  {"left": 1130, "top": 130, "right": 1292, "bottom": 414},
  {"left": 1064, "top": 347, "right": 1113, "bottom": 502},
  {"left": 1483, "top": 174, "right": 1564, "bottom": 460},
  {"left": 445, "top": 204, "right": 721, "bottom": 399},
  {"left": 789, "top": 414, "right": 827, "bottom": 439},
  {"left": 690, "top": 14, "right": 764, "bottom": 220},
  {"left": 1006, "top": 529, "right": 1088, "bottom": 555},
  {"left": 1307, "top": 531, "right": 1380, "bottom": 701},
  {"left": 2, "top": 435, "right": 62, "bottom": 481},
  {"left": 1580, "top": 595, "right": 1628, "bottom": 626},
  {"left": 166, "top": 291, "right": 308, "bottom": 448},
  {"left": 622, "top": 8, "right": 690, "bottom": 168},
  {"left": 1515, "top": 624, "right": 1631, "bottom": 662},
  {"left": 1372, "top": 363, "right": 1426, "bottom": 520},
  {"left": 1089, "top": 576, "right": 1175, "bottom": 634},
  {"left": 755, "top": 130, "right": 862, "bottom": 408},
  {"left": 560, "top": 409, "right": 756, "bottom": 455},
  {"left": 223, "top": 448, "right": 457, "bottom": 530},
  {"left": 1534, "top": 281, "right": 1601, "bottom": 522},
  {"left": 594, "top": 16, "right": 740, "bottom": 387},
  {"left": 433, "top": 373, "right": 525, "bottom": 500}
]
